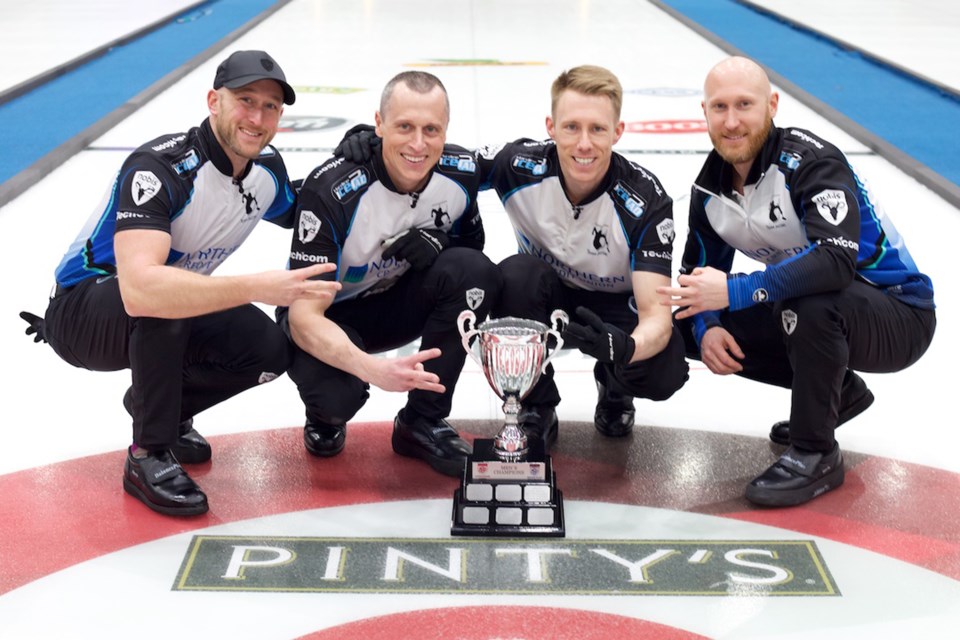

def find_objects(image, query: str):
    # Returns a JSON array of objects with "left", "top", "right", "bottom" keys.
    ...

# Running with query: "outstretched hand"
[{"left": 369, "top": 348, "right": 445, "bottom": 393}]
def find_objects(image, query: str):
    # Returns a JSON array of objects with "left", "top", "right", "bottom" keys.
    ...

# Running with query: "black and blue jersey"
[
  {"left": 681, "top": 125, "right": 935, "bottom": 342},
  {"left": 54, "top": 119, "right": 296, "bottom": 287},
  {"left": 477, "top": 139, "right": 675, "bottom": 294},
  {"left": 289, "top": 145, "right": 485, "bottom": 302}
]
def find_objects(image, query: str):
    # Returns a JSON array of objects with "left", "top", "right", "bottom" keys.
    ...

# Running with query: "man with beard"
[
  {"left": 280, "top": 71, "right": 500, "bottom": 477},
  {"left": 19, "top": 51, "right": 340, "bottom": 516},
  {"left": 659, "top": 57, "right": 936, "bottom": 506}
]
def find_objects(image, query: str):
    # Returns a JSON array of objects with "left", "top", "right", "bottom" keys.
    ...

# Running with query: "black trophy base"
[{"left": 451, "top": 438, "right": 565, "bottom": 537}]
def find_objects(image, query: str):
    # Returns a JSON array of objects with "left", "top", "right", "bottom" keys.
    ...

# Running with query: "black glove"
[
  {"left": 333, "top": 124, "right": 381, "bottom": 163},
  {"left": 19, "top": 311, "right": 47, "bottom": 344},
  {"left": 381, "top": 228, "right": 450, "bottom": 271},
  {"left": 561, "top": 306, "right": 635, "bottom": 366}
]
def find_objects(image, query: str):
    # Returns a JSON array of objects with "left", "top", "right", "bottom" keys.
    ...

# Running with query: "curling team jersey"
[
  {"left": 477, "top": 139, "right": 675, "bottom": 293},
  {"left": 54, "top": 119, "right": 297, "bottom": 287},
  {"left": 289, "top": 146, "right": 484, "bottom": 302},
  {"left": 681, "top": 126, "right": 935, "bottom": 314}
]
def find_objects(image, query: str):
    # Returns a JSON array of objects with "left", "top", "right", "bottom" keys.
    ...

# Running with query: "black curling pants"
[
  {"left": 676, "top": 280, "right": 936, "bottom": 451},
  {"left": 44, "top": 275, "right": 292, "bottom": 449}
]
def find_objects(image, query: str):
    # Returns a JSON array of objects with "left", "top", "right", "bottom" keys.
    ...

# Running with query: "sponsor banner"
[
  {"left": 625, "top": 120, "right": 708, "bottom": 134},
  {"left": 175, "top": 536, "right": 839, "bottom": 596},
  {"left": 293, "top": 86, "right": 367, "bottom": 94}
]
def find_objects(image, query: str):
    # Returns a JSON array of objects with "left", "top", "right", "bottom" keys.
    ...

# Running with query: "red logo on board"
[{"left": 625, "top": 120, "right": 708, "bottom": 134}]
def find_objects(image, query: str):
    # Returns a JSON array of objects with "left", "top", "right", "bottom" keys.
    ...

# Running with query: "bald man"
[{"left": 659, "top": 57, "right": 936, "bottom": 506}]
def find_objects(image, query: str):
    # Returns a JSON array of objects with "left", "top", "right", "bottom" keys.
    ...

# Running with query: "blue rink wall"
[{"left": 1, "top": 0, "right": 958, "bottom": 206}]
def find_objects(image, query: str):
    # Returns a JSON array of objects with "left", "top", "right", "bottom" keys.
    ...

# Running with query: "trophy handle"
[
  {"left": 458, "top": 310, "right": 484, "bottom": 369},
  {"left": 540, "top": 309, "right": 569, "bottom": 374}
]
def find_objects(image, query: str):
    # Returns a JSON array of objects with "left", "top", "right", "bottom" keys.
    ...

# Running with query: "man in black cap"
[{"left": 19, "top": 50, "right": 339, "bottom": 516}]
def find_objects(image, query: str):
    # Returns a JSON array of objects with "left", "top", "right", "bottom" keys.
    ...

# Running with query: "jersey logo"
[
  {"left": 344, "top": 264, "right": 369, "bottom": 283},
  {"left": 332, "top": 168, "right": 369, "bottom": 203},
  {"left": 465, "top": 287, "right": 485, "bottom": 310},
  {"left": 588, "top": 225, "right": 611, "bottom": 256},
  {"left": 298, "top": 210, "right": 321, "bottom": 243},
  {"left": 656, "top": 219, "right": 675, "bottom": 245},
  {"left": 172, "top": 148, "right": 200, "bottom": 175},
  {"left": 237, "top": 182, "right": 260, "bottom": 217},
  {"left": 613, "top": 181, "right": 646, "bottom": 218},
  {"left": 151, "top": 135, "right": 185, "bottom": 152},
  {"left": 781, "top": 309, "right": 798, "bottom": 335},
  {"left": 431, "top": 205, "right": 451, "bottom": 227},
  {"left": 812, "top": 189, "right": 848, "bottom": 226},
  {"left": 780, "top": 151, "right": 802, "bottom": 170},
  {"left": 628, "top": 161, "right": 664, "bottom": 197},
  {"left": 769, "top": 198, "right": 786, "bottom": 222},
  {"left": 439, "top": 153, "right": 476, "bottom": 174},
  {"left": 511, "top": 154, "right": 548, "bottom": 177},
  {"left": 131, "top": 171, "right": 161, "bottom": 206}
]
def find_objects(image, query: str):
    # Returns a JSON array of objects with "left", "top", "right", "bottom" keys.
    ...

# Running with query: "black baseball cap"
[{"left": 213, "top": 50, "right": 296, "bottom": 105}]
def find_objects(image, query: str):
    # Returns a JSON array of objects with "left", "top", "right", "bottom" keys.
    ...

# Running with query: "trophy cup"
[{"left": 451, "top": 310, "right": 567, "bottom": 537}]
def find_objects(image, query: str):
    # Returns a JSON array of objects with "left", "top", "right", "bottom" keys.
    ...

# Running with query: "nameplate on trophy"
[{"left": 472, "top": 460, "right": 546, "bottom": 481}]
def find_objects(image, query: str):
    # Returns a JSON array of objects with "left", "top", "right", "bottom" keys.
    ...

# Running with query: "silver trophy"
[{"left": 451, "top": 310, "right": 568, "bottom": 537}]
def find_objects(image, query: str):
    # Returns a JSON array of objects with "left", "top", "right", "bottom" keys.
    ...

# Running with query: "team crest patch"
[
  {"left": 588, "top": 225, "right": 611, "bottom": 256},
  {"left": 131, "top": 171, "right": 161, "bottom": 206},
  {"left": 430, "top": 203, "right": 451, "bottom": 227},
  {"left": 812, "top": 189, "right": 848, "bottom": 226},
  {"left": 781, "top": 309, "right": 798, "bottom": 335},
  {"left": 656, "top": 219, "right": 675, "bottom": 245},
  {"left": 465, "top": 287, "right": 485, "bottom": 310},
  {"left": 298, "top": 210, "right": 321, "bottom": 243}
]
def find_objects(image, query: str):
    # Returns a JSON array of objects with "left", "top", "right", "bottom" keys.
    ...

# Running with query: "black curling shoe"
[
  {"left": 304, "top": 421, "right": 346, "bottom": 457},
  {"left": 391, "top": 410, "right": 471, "bottom": 477},
  {"left": 745, "top": 443, "right": 844, "bottom": 507},
  {"left": 122, "top": 448, "right": 208, "bottom": 516}
]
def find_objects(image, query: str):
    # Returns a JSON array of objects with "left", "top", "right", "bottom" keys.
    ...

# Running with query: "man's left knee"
[{"left": 435, "top": 248, "right": 502, "bottom": 312}]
